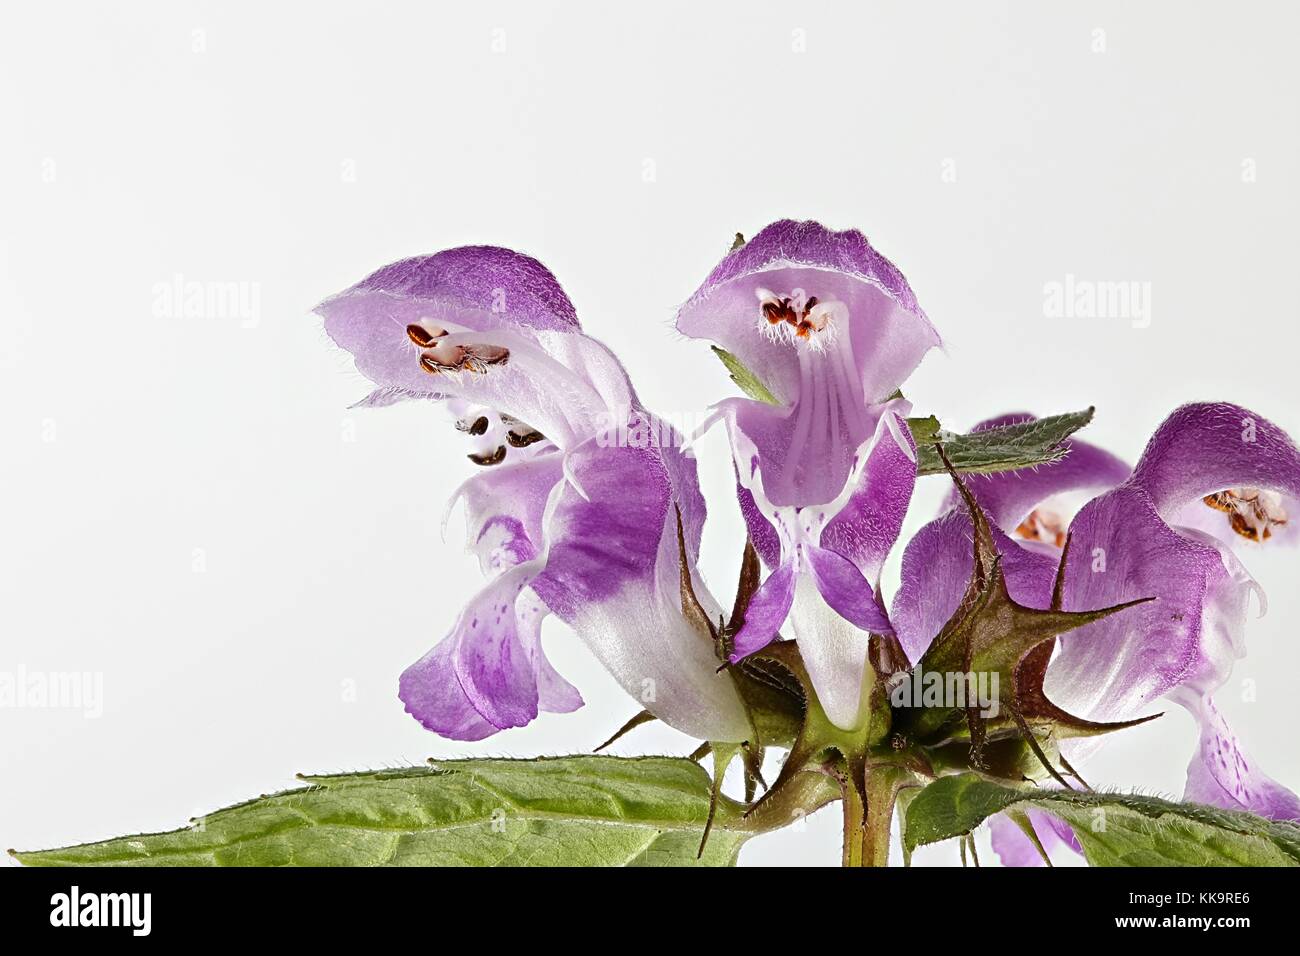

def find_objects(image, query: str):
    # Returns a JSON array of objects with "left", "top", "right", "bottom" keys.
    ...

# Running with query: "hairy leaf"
[
  {"left": 13, "top": 756, "right": 754, "bottom": 868},
  {"left": 903, "top": 773, "right": 1300, "bottom": 866},
  {"left": 913, "top": 408, "right": 1095, "bottom": 476}
]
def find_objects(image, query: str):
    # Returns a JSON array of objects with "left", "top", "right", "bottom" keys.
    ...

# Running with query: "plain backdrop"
[{"left": 3, "top": 1, "right": 1298, "bottom": 867}]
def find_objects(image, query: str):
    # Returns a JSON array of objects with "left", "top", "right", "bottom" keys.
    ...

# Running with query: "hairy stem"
[{"left": 844, "top": 764, "right": 907, "bottom": 867}]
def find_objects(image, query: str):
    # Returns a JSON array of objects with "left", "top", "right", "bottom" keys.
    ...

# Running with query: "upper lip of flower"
[
  {"left": 675, "top": 220, "right": 940, "bottom": 411},
  {"left": 314, "top": 245, "right": 636, "bottom": 456}
]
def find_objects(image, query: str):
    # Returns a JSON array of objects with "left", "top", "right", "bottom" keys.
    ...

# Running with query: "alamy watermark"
[
  {"left": 887, "top": 666, "right": 1000, "bottom": 718},
  {"left": 50, "top": 886, "right": 151, "bottom": 936},
  {"left": 151, "top": 273, "right": 261, "bottom": 328},
  {"left": 591, "top": 409, "right": 712, "bottom": 453},
  {"left": 0, "top": 667, "right": 103, "bottom": 718},
  {"left": 1043, "top": 274, "right": 1151, "bottom": 329}
]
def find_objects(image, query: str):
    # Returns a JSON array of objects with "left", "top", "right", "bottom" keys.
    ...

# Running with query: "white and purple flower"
[
  {"left": 314, "top": 234, "right": 1298, "bottom": 867},
  {"left": 316, "top": 247, "right": 751, "bottom": 744},
  {"left": 891, "top": 403, "right": 1300, "bottom": 863},
  {"left": 676, "top": 220, "right": 940, "bottom": 728}
]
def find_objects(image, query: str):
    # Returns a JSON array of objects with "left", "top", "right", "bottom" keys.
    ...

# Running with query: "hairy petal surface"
[
  {"left": 1046, "top": 404, "right": 1300, "bottom": 809},
  {"left": 315, "top": 246, "right": 634, "bottom": 450},
  {"left": 532, "top": 437, "right": 752, "bottom": 743},
  {"left": 676, "top": 219, "right": 938, "bottom": 405}
]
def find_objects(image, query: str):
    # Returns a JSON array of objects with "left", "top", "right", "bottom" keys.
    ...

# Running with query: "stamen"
[
  {"left": 418, "top": 341, "right": 510, "bottom": 375},
  {"left": 1015, "top": 508, "right": 1068, "bottom": 548},
  {"left": 468, "top": 446, "right": 507, "bottom": 466},
  {"left": 406, "top": 323, "right": 446, "bottom": 347},
  {"left": 755, "top": 288, "right": 843, "bottom": 352},
  {"left": 1204, "top": 488, "right": 1289, "bottom": 542},
  {"left": 506, "top": 428, "right": 546, "bottom": 448},
  {"left": 463, "top": 344, "right": 510, "bottom": 369},
  {"left": 457, "top": 416, "right": 490, "bottom": 436}
]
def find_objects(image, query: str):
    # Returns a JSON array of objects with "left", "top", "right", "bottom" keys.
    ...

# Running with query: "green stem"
[
  {"left": 732, "top": 770, "right": 840, "bottom": 835},
  {"left": 843, "top": 765, "right": 907, "bottom": 867},
  {"left": 842, "top": 781, "right": 869, "bottom": 867}
]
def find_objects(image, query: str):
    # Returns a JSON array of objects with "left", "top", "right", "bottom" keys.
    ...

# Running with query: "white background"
[{"left": 2, "top": 1, "right": 1298, "bottom": 866}]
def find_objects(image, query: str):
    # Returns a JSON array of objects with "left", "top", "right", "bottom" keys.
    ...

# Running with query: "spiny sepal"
[{"left": 895, "top": 446, "right": 1159, "bottom": 779}]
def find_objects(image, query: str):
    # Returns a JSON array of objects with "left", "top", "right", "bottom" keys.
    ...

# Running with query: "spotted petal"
[
  {"left": 1177, "top": 692, "right": 1300, "bottom": 821},
  {"left": 399, "top": 458, "right": 581, "bottom": 739}
]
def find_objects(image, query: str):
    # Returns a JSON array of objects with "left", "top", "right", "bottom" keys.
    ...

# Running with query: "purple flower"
[
  {"left": 891, "top": 413, "right": 1132, "bottom": 663},
  {"left": 676, "top": 220, "right": 939, "bottom": 727},
  {"left": 891, "top": 404, "right": 1300, "bottom": 864},
  {"left": 1050, "top": 403, "right": 1300, "bottom": 820},
  {"left": 316, "top": 247, "right": 750, "bottom": 743}
]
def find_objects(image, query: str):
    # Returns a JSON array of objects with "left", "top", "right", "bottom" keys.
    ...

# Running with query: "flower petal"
[
  {"left": 315, "top": 246, "right": 633, "bottom": 450},
  {"left": 1047, "top": 487, "right": 1256, "bottom": 724},
  {"left": 788, "top": 573, "right": 872, "bottom": 730},
  {"left": 1177, "top": 692, "right": 1300, "bottom": 821},
  {"left": 988, "top": 809, "right": 1082, "bottom": 867},
  {"left": 676, "top": 220, "right": 939, "bottom": 406},
  {"left": 730, "top": 561, "right": 797, "bottom": 661},
  {"left": 316, "top": 246, "right": 577, "bottom": 394},
  {"left": 737, "top": 481, "right": 782, "bottom": 569},
  {"left": 531, "top": 437, "right": 752, "bottom": 742},
  {"left": 520, "top": 590, "right": 583, "bottom": 714},
  {"left": 398, "top": 636, "right": 499, "bottom": 741},
  {"left": 399, "top": 576, "right": 582, "bottom": 740},
  {"left": 450, "top": 563, "right": 547, "bottom": 728},
  {"left": 1130, "top": 402, "right": 1300, "bottom": 519},
  {"left": 448, "top": 452, "right": 563, "bottom": 574},
  {"left": 819, "top": 415, "right": 918, "bottom": 583},
  {"left": 805, "top": 545, "right": 892, "bottom": 633}
]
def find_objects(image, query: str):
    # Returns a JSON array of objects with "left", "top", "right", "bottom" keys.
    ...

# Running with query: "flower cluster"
[{"left": 315, "top": 220, "right": 1300, "bottom": 865}]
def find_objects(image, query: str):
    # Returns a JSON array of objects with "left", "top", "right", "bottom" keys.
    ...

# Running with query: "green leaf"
[
  {"left": 711, "top": 346, "right": 781, "bottom": 406},
  {"left": 12, "top": 756, "right": 756, "bottom": 868},
  {"left": 913, "top": 408, "right": 1095, "bottom": 477},
  {"left": 903, "top": 773, "right": 1300, "bottom": 866}
]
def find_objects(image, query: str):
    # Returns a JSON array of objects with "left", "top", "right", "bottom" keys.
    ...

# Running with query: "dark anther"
[
  {"left": 467, "top": 446, "right": 507, "bottom": 466},
  {"left": 406, "top": 324, "right": 443, "bottom": 348},
  {"left": 466, "top": 416, "right": 490, "bottom": 436},
  {"left": 506, "top": 429, "right": 545, "bottom": 448}
]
